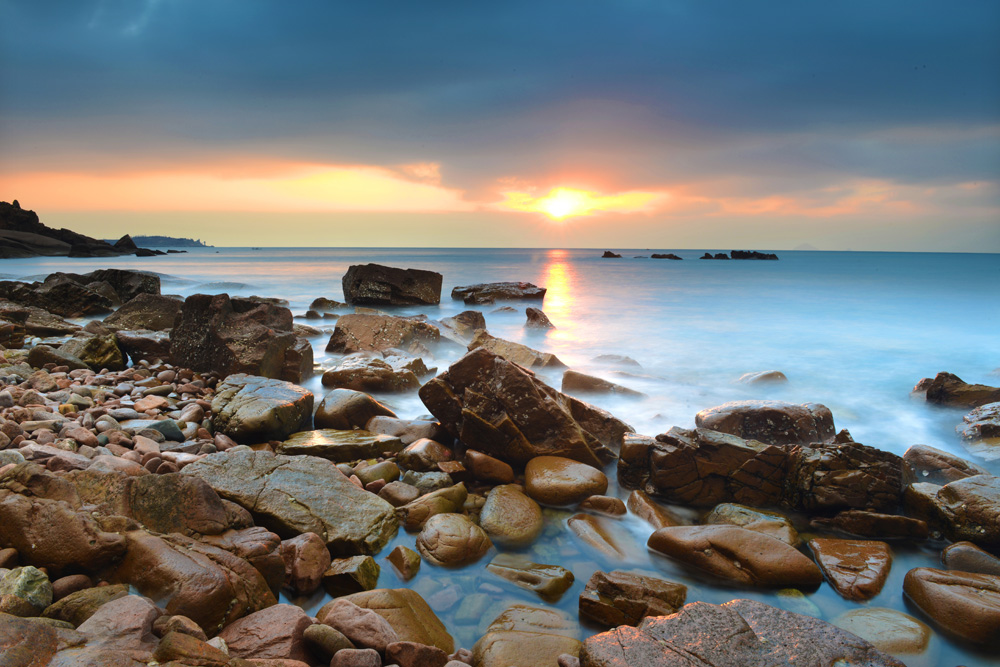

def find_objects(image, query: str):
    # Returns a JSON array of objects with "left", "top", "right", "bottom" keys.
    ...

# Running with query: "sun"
[{"left": 540, "top": 188, "right": 591, "bottom": 220}]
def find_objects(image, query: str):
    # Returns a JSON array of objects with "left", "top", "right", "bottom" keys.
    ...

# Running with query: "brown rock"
[
  {"left": 200, "top": 526, "right": 286, "bottom": 597},
  {"left": 463, "top": 449, "right": 514, "bottom": 484},
  {"left": 472, "top": 604, "right": 581, "bottom": 667},
  {"left": 903, "top": 443, "right": 989, "bottom": 484},
  {"left": 567, "top": 514, "right": 632, "bottom": 559},
  {"left": 810, "top": 510, "right": 929, "bottom": 540},
  {"left": 330, "top": 648, "right": 382, "bottom": 667},
  {"left": 648, "top": 525, "right": 823, "bottom": 587},
  {"left": 625, "top": 489, "right": 683, "bottom": 529},
  {"left": 217, "top": 603, "right": 314, "bottom": 662},
  {"left": 386, "top": 545, "right": 421, "bottom": 581},
  {"left": 486, "top": 553, "right": 575, "bottom": 602},
  {"left": 323, "top": 555, "right": 381, "bottom": 597},
  {"left": 152, "top": 630, "right": 230, "bottom": 666},
  {"left": 831, "top": 607, "right": 931, "bottom": 656},
  {"left": 959, "top": 401, "right": 1000, "bottom": 451},
  {"left": 736, "top": 370, "right": 788, "bottom": 385},
  {"left": 279, "top": 532, "right": 331, "bottom": 595},
  {"left": 479, "top": 484, "right": 543, "bottom": 548},
  {"left": 451, "top": 282, "right": 546, "bottom": 303},
  {"left": 903, "top": 567, "right": 1000, "bottom": 644},
  {"left": 398, "top": 438, "right": 453, "bottom": 472},
  {"left": 942, "top": 540, "right": 1000, "bottom": 575},
  {"left": 211, "top": 373, "right": 314, "bottom": 444},
  {"left": 322, "top": 356, "right": 420, "bottom": 393},
  {"left": 466, "top": 329, "right": 566, "bottom": 369},
  {"left": 578, "top": 570, "right": 686, "bottom": 627},
  {"left": 277, "top": 428, "right": 404, "bottom": 463},
  {"left": 50, "top": 574, "right": 92, "bottom": 602},
  {"left": 396, "top": 483, "right": 468, "bottom": 532},
  {"left": 42, "top": 584, "right": 129, "bottom": 627},
  {"left": 438, "top": 310, "right": 487, "bottom": 342},
  {"left": 578, "top": 495, "right": 626, "bottom": 516},
  {"left": 386, "top": 641, "right": 450, "bottom": 667},
  {"left": 335, "top": 588, "right": 454, "bottom": 654},
  {"left": 69, "top": 594, "right": 160, "bottom": 662},
  {"left": 524, "top": 456, "right": 608, "bottom": 506},
  {"left": 326, "top": 313, "right": 441, "bottom": 355},
  {"left": 153, "top": 614, "right": 207, "bottom": 640},
  {"left": 525, "top": 307, "right": 555, "bottom": 329},
  {"left": 303, "top": 623, "right": 355, "bottom": 660},
  {"left": 318, "top": 597, "right": 400, "bottom": 652},
  {"left": 808, "top": 538, "right": 892, "bottom": 601},
  {"left": 342, "top": 263, "right": 442, "bottom": 306},
  {"left": 924, "top": 371, "right": 1000, "bottom": 409},
  {"left": 379, "top": 480, "right": 422, "bottom": 507},
  {"left": 103, "top": 293, "right": 182, "bottom": 331},
  {"left": 909, "top": 474, "right": 1000, "bottom": 548},
  {"left": 415, "top": 513, "right": 491, "bottom": 567},
  {"left": 314, "top": 389, "right": 397, "bottom": 430},
  {"left": 561, "top": 370, "right": 643, "bottom": 398},
  {"left": 703, "top": 503, "right": 800, "bottom": 546},
  {"left": 695, "top": 400, "right": 836, "bottom": 445}
]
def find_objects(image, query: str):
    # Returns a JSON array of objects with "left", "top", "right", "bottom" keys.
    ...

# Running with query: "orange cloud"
[{"left": 493, "top": 186, "right": 668, "bottom": 219}]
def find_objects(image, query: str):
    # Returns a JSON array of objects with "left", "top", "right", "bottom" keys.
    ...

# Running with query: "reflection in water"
[{"left": 539, "top": 249, "right": 580, "bottom": 347}]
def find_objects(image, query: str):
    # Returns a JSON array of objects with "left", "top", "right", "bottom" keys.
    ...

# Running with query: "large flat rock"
[
  {"left": 211, "top": 373, "right": 314, "bottom": 443},
  {"left": 277, "top": 429, "right": 404, "bottom": 462}
]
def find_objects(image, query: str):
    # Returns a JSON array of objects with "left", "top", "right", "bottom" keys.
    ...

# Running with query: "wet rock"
[
  {"left": 567, "top": 514, "right": 632, "bottom": 559},
  {"left": 525, "top": 456, "right": 609, "bottom": 506},
  {"left": 326, "top": 313, "right": 441, "bottom": 355},
  {"left": 102, "top": 293, "right": 182, "bottom": 331},
  {"left": 396, "top": 483, "right": 468, "bottom": 531},
  {"left": 625, "top": 489, "right": 683, "bottom": 529},
  {"left": 199, "top": 526, "right": 285, "bottom": 597},
  {"left": 311, "top": 297, "right": 345, "bottom": 311},
  {"left": 578, "top": 570, "right": 686, "bottom": 628},
  {"left": 122, "top": 471, "right": 230, "bottom": 536},
  {"left": 464, "top": 449, "right": 514, "bottom": 485},
  {"left": 25, "top": 345, "right": 88, "bottom": 371},
  {"left": 647, "top": 525, "right": 823, "bottom": 588},
  {"left": 217, "top": 603, "right": 314, "bottom": 662},
  {"left": 280, "top": 532, "right": 331, "bottom": 595},
  {"left": 386, "top": 641, "right": 450, "bottom": 667},
  {"left": 580, "top": 598, "right": 904, "bottom": 667},
  {"left": 903, "top": 443, "right": 989, "bottom": 484},
  {"left": 323, "top": 555, "right": 381, "bottom": 596},
  {"left": 278, "top": 428, "right": 403, "bottom": 462},
  {"left": 808, "top": 538, "right": 892, "bottom": 601},
  {"left": 0, "top": 566, "right": 52, "bottom": 616},
  {"left": 331, "top": 647, "right": 382, "bottom": 667},
  {"left": 335, "top": 588, "right": 454, "bottom": 653},
  {"left": 922, "top": 371, "right": 1000, "bottom": 409},
  {"left": 472, "top": 604, "right": 581, "bottom": 667},
  {"left": 0, "top": 611, "right": 86, "bottom": 664},
  {"left": 487, "top": 554, "right": 574, "bottom": 602},
  {"left": 561, "top": 370, "right": 644, "bottom": 398},
  {"left": 387, "top": 545, "right": 421, "bottom": 581},
  {"left": 58, "top": 333, "right": 125, "bottom": 371},
  {"left": 68, "top": 594, "right": 160, "bottom": 662},
  {"left": 438, "top": 311, "right": 487, "bottom": 344},
  {"left": 379, "top": 480, "right": 422, "bottom": 507},
  {"left": 810, "top": 510, "right": 929, "bottom": 540},
  {"left": 421, "top": 348, "right": 630, "bottom": 467},
  {"left": 322, "top": 356, "right": 420, "bottom": 393},
  {"left": 695, "top": 400, "right": 836, "bottom": 445},
  {"left": 480, "top": 484, "right": 543, "bottom": 548},
  {"left": 736, "top": 370, "right": 788, "bottom": 385},
  {"left": 152, "top": 630, "right": 230, "bottom": 665},
  {"left": 905, "top": 474, "right": 1000, "bottom": 548},
  {"left": 211, "top": 373, "right": 313, "bottom": 443},
  {"left": 81, "top": 268, "right": 159, "bottom": 302},
  {"left": 398, "top": 438, "right": 453, "bottom": 472},
  {"left": 704, "top": 503, "right": 800, "bottom": 546},
  {"left": 342, "top": 263, "right": 442, "bottom": 306},
  {"left": 451, "top": 282, "right": 546, "bottom": 303},
  {"left": 319, "top": 598, "right": 400, "bottom": 652},
  {"left": 115, "top": 328, "right": 173, "bottom": 364},
  {"left": 467, "top": 329, "right": 566, "bottom": 369},
  {"left": 42, "top": 584, "right": 129, "bottom": 627},
  {"left": 304, "top": 623, "right": 355, "bottom": 661},
  {"left": 366, "top": 415, "right": 449, "bottom": 446},
  {"left": 525, "top": 307, "right": 555, "bottom": 330},
  {"left": 416, "top": 513, "right": 491, "bottom": 567},
  {"left": 941, "top": 540, "right": 1000, "bottom": 575},
  {"left": 903, "top": 567, "right": 1000, "bottom": 644},
  {"left": 50, "top": 574, "right": 92, "bottom": 602},
  {"left": 182, "top": 449, "right": 398, "bottom": 555},
  {"left": 315, "top": 388, "right": 397, "bottom": 430},
  {"left": 832, "top": 607, "right": 931, "bottom": 656}
]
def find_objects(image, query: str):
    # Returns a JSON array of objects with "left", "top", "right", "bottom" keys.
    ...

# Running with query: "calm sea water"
[{"left": 4, "top": 247, "right": 999, "bottom": 665}]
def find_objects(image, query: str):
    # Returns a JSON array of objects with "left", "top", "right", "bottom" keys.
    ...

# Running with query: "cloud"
[{"left": 492, "top": 186, "right": 667, "bottom": 219}]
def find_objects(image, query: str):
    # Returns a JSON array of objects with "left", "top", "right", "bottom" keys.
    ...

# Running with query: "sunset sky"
[{"left": 1, "top": 1, "right": 998, "bottom": 250}]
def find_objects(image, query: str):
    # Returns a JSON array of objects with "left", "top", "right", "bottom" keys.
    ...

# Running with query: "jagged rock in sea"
[{"left": 342, "top": 263, "right": 443, "bottom": 306}]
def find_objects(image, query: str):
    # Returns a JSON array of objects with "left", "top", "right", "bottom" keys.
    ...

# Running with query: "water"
[{"left": 4, "top": 247, "right": 999, "bottom": 664}]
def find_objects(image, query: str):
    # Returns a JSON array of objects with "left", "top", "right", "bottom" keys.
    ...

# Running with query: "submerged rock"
[
  {"left": 579, "top": 570, "right": 686, "bottom": 628},
  {"left": 808, "top": 538, "right": 892, "bottom": 601},
  {"left": 468, "top": 329, "right": 566, "bottom": 369},
  {"left": 451, "top": 282, "right": 546, "bottom": 302},
  {"left": 342, "top": 263, "right": 443, "bottom": 306},
  {"left": 736, "top": 370, "right": 788, "bottom": 385},
  {"left": 473, "top": 604, "right": 581, "bottom": 667},
  {"left": 832, "top": 607, "right": 931, "bottom": 656},
  {"left": 525, "top": 456, "right": 609, "bottom": 506},
  {"left": 487, "top": 553, "right": 575, "bottom": 602},
  {"left": 525, "top": 307, "right": 555, "bottom": 330},
  {"left": 314, "top": 388, "right": 397, "bottom": 430},
  {"left": 903, "top": 567, "right": 1000, "bottom": 645},
  {"left": 415, "top": 513, "right": 491, "bottom": 567}
]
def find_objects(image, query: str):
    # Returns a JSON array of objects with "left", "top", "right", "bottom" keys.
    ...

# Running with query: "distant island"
[{"left": 121, "top": 235, "right": 212, "bottom": 248}]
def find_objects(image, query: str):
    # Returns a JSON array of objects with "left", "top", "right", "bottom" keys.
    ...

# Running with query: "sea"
[{"left": 2, "top": 247, "right": 999, "bottom": 665}]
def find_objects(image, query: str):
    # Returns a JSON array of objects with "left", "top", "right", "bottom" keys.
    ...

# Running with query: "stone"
[
  {"left": 922, "top": 371, "right": 1000, "bottom": 408},
  {"left": 386, "top": 641, "right": 450, "bottom": 667},
  {"left": 647, "top": 525, "right": 823, "bottom": 588},
  {"left": 58, "top": 334, "right": 125, "bottom": 371},
  {"left": 464, "top": 449, "right": 514, "bottom": 485},
  {"left": 303, "top": 623, "right": 355, "bottom": 661},
  {"left": 315, "top": 388, "right": 397, "bottom": 430},
  {"left": 479, "top": 484, "right": 543, "bottom": 548},
  {"left": 472, "top": 604, "right": 581, "bottom": 667},
  {"left": 356, "top": 461, "right": 400, "bottom": 486},
  {"left": 125, "top": 472, "right": 231, "bottom": 536},
  {"left": 42, "top": 584, "right": 130, "bottom": 627},
  {"left": 486, "top": 554, "right": 574, "bottom": 602},
  {"left": 525, "top": 456, "right": 608, "bottom": 506},
  {"left": 451, "top": 282, "right": 546, "bottom": 302},
  {"left": 211, "top": 374, "right": 314, "bottom": 443},
  {"left": 736, "top": 370, "right": 788, "bottom": 385},
  {"left": 152, "top": 630, "right": 230, "bottom": 665},
  {"left": 416, "top": 513, "right": 492, "bottom": 567},
  {"left": 280, "top": 532, "right": 331, "bottom": 594},
  {"left": 903, "top": 567, "right": 1000, "bottom": 644},
  {"left": 102, "top": 293, "right": 182, "bottom": 331},
  {"left": 387, "top": 546, "right": 421, "bottom": 581},
  {"left": 942, "top": 540, "right": 1000, "bottom": 575},
  {"left": 326, "top": 313, "right": 441, "bottom": 355},
  {"left": 115, "top": 328, "right": 173, "bottom": 364},
  {"left": 625, "top": 490, "right": 683, "bottom": 529},
  {"left": 322, "top": 356, "right": 420, "bottom": 393},
  {"left": 578, "top": 570, "right": 686, "bottom": 628},
  {"left": 396, "top": 483, "right": 468, "bottom": 532},
  {"left": 832, "top": 608, "right": 931, "bottom": 655},
  {"left": 323, "top": 555, "right": 381, "bottom": 596},
  {"left": 524, "top": 307, "right": 554, "bottom": 329},
  {"left": 25, "top": 345, "right": 88, "bottom": 371},
  {"left": 331, "top": 648, "right": 382, "bottom": 667},
  {"left": 808, "top": 538, "right": 892, "bottom": 601},
  {"left": 182, "top": 449, "right": 398, "bottom": 556},
  {"left": 907, "top": 474, "right": 1000, "bottom": 548},
  {"left": 70, "top": 594, "right": 160, "bottom": 660},
  {"left": 810, "top": 510, "right": 929, "bottom": 540},
  {"left": 467, "top": 329, "right": 566, "bottom": 369},
  {"left": 903, "top": 443, "right": 989, "bottom": 484},
  {"left": 50, "top": 574, "right": 92, "bottom": 601},
  {"left": 959, "top": 402, "right": 1000, "bottom": 456},
  {"left": 438, "top": 310, "right": 487, "bottom": 342},
  {"left": 397, "top": 438, "right": 453, "bottom": 472},
  {"left": 695, "top": 400, "right": 836, "bottom": 445},
  {"left": 199, "top": 526, "right": 285, "bottom": 597},
  {"left": 580, "top": 599, "right": 904, "bottom": 667},
  {"left": 83, "top": 268, "right": 160, "bottom": 303},
  {"left": 379, "top": 481, "right": 422, "bottom": 507},
  {"left": 566, "top": 514, "right": 633, "bottom": 559},
  {"left": 278, "top": 429, "right": 404, "bottom": 462},
  {"left": 318, "top": 598, "right": 400, "bottom": 652},
  {"left": 217, "top": 603, "right": 314, "bottom": 662},
  {"left": 335, "top": 588, "right": 453, "bottom": 653},
  {"left": 365, "top": 416, "right": 448, "bottom": 445},
  {"left": 703, "top": 503, "right": 800, "bottom": 546},
  {"left": 342, "top": 263, "right": 442, "bottom": 305},
  {"left": 561, "top": 370, "right": 644, "bottom": 398},
  {"left": 0, "top": 566, "right": 52, "bottom": 616}
]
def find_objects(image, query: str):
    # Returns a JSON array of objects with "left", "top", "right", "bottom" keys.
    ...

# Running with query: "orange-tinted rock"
[
  {"left": 579, "top": 570, "right": 686, "bottom": 627},
  {"left": 903, "top": 444, "right": 989, "bottom": 484},
  {"left": 808, "top": 538, "right": 892, "bottom": 601},
  {"left": 314, "top": 388, "right": 397, "bottom": 430},
  {"left": 625, "top": 490, "right": 683, "bottom": 529},
  {"left": 832, "top": 608, "right": 931, "bottom": 655},
  {"left": 200, "top": 526, "right": 285, "bottom": 596},
  {"left": 579, "top": 495, "right": 626, "bottom": 516},
  {"left": 923, "top": 372, "right": 1000, "bottom": 409},
  {"left": 217, "top": 603, "right": 314, "bottom": 662},
  {"left": 464, "top": 449, "right": 514, "bottom": 484},
  {"left": 903, "top": 567, "right": 1000, "bottom": 644},
  {"left": 472, "top": 604, "right": 581, "bottom": 667},
  {"left": 480, "top": 484, "right": 543, "bottom": 548},
  {"left": 704, "top": 503, "right": 799, "bottom": 546},
  {"left": 942, "top": 540, "right": 1000, "bottom": 575},
  {"left": 319, "top": 598, "right": 399, "bottom": 652},
  {"left": 415, "top": 513, "right": 491, "bottom": 567},
  {"left": 648, "top": 525, "right": 823, "bottom": 588},
  {"left": 809, "top": 510, "right": 928, "bottom": 540},
  {"left": 338, "top": 588, "right": 454, "bottom": 654},
  {"left": 567, "top": 514, "right": 633, "bottom": 560},
  {"left": 525, "top": 456, "right": 608, "bottom": 506},
  {"left": 326, "top": 313, "right": 441, "bottom": 354},
  {"left": 386, "top": 641, "right": 450, "bottom": 667},
  {"left": 396, "top": 483, "right": 467, "bottom": 532},
  {"left": 695, "top": 400, "right": 835, "bottom": 445},
  {"left": 279, "top": 532, "right": 331, "bottom": 594}
]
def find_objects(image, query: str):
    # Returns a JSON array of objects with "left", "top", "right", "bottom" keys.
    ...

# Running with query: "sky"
[{"left": 1, "top": 0, "right": 998, "bottom": 250}]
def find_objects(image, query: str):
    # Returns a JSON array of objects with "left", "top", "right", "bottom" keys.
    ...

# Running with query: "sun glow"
[{"left": 494, "top": 186, "right": 666, "bottom": 220}]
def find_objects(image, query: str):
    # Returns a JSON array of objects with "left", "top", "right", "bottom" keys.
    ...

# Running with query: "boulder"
[
  {"left": 647, "top": 525, "right": 823, "bottom": 588},
  {"left": 58, "top": 334, "right": 125, "bottom": 371},
  {"left": 0, "top": 566, "right": 52, "bottom": 617},
  {"left": 25, "top": 344, "right": 89, "bottom": 370},
  {"left": 464, "top": 449, "right": 515, "bottom": 485},
  {"left": 472, "top": 604, "right": 581, "bottom": 667},
  {"left": 903, "top": 567, "right": 1000, "bottom": 644},
  {"left": 314, "top": 388, "right": 397, "bottom": 430},
  {"left": 199, "top": 527, "right": 285, "bottom": 596},
  {"left": 324, "top": 588, "right": 454, "bottom": 653},
  {"left": 319, "top": 598, "right": 399, "bottom": 653},
  {"left": 0, "top": 274, "right": 114, "bottom": 317},
  {"left": 102, "top": 293, "right": 181, "bottom": 331},
  {"left": 211, "top": 373, "right": 313, "bottom": 443},
  {"left": 486, "top": 554, "right": 575, "bottom": 602},
  {"left": 326, "top": 313, "right": 442, "bottom": 356},
  {"left": 905, "top": 474, "right": 1000, "bottom": 548},
  {"left": 480, "top": 484, "right": 543, "bottom": 548},
  {"left": 181, "top": 449, "right": 398, "bottom": 555},
  {"left": 808, "top": 538, "right": 892, "bottom": 601},
  {"left": 810, "top": 510, "right": 928, "bottom": 540},
  {"left": 115, "top": 329, "right": 173, "bottom": 364},
  {"left": 0, "top": 611, "right": 86, "bottom": 665},
  {"left": 958, "top": 402, "right": 1000, "bottom": 459},
  {"left": 386, "top": 641, "right": 450, "bottom": 667},
  {"left": 416, "top": 513, "right": 491, "bottom": 567},
  {"left": 82, "top": 269, "right": 160, "bottom": 302},
  {"left": 922, "top": 372, "right": 1000, "bottom": 408},
  {"left": 217, "top": 603, "right": 314, "bottom": 662},
  {"left": 525, "top": 307, "right": 554, "bottom": 330},
  {"left": 438, "top": 310, "right": 487, "bottom": 342},
  {"left": 396, "top": 483, "right": 468, "bottom": 532},
  {"left": 278, "top": 429, "right": 404, "bottom": 462},
  {"left": 0, "top": 300, "right": 80, "bottom": 336},
  {"left": 831, "top": 607, "right": 931, "bottom": 656},
  {"left": 279, "top": 532, "right": 331, "bottom": 594},
  {"left": 650, "top": 253, "right": 682, "bottom": 259},
  {"left": 580, "top": 598, "right": 904, "bottom": 667},
  {"left": 451, "top": 282, "right": 546, "bottom": 302},
  {"left": 42, "top": 584, "right": 130, "bottom": 627},
  {"left": 695, "top": 400, "right": 836, "bottom": 445},
  {"left": 419, "top": 348, "right": 630, "bottom": 467},
  {"left": 703, "top": 503, "right": 800, "bottom": 546},
  {"left": 524, "top": 456, "right": 608, "bottom": 506},
  {"left": 322, "top": 555, "right": 381, "bottom": 596},
  {"left": 578, "top": 570, "right": 686, "bottom": 628},
  {"left": 736, "top": 370, "right": 788, "bottom": 385},
  {"left": 342, "top": 263, "right": 442, "bottom": 306},
  {"left": 902, "top": 444, "right": 989, "bottom": 484},
  {"left": 941, "top": 540, "right": 1000, "bottom": 575},
  {"left": 601, "top": 251, "right": 621, "bottom": 258},
  {"left": 467, "top": 329, "right": 565, "bottom": 369},
  {"left": 561, "top": 370, "right": 644, "bottom": 398},
  {"left": 322, "top": 356, "right": 420, "bottom": 393}
]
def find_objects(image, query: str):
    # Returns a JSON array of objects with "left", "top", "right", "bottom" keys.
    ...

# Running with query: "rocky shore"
[{"left": 0, "top": 262, "right": 997, "bottom": 666}]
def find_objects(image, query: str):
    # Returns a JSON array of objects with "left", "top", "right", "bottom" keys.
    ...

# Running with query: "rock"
[
  {"left": 1, "top": 273, "right": 115, "bottom": 317},
  {"left": 102, "top": 293, "right": 182, "bottom": 331},
  {"left": 117, "top": 471, "right": 231, "bottom": 536},
  {"left": 578, "top": 570, "right": 686, "bottom": 628},
  {"left": 0, "top": 611, "right": 86, "bottom": 664},
  {"left": 386, "top": 641, "right": 450, "bottom": 667},
  {"left": 903, "top": 567, "right": 1000, "bottom": 644},
  {"left": 730, "top": 250, "right": 778, "bottom": 260},
  {"left": 211, "top": 374, "right": 313, "bottom": 443},
  {"left": 561, "top": 370, "right": 644, "bottom": 398},
  {"left": 438, "top": 311, "right": 487, "bottom": 342},
  {"left": 115, "top": 328, "right": 173, "bottom": 364},
  {"left": 810, "top": 510, "right": 929, "bottom": 540},
  {"left": 334, "top": 588, "right": 454, "bottom": 653},
  {"left": 486, "top": 554, "right": 574, "bottom": 602},
  {"left": 326, "top": 313, "right": 442, "bottom": 355},
  {"left": 786, "top": 441, "right": 906, "bottom": 513},
  {"left": 451, "top": 282, "right": 546, "bottom": 302},
  {"left": 50, "top": 574, "right": 92, "bottom": 601},
  {"left": 169, "top": 293, "right": 310, "bottom": 382},
  {"left": 199, "top": 527, "right": 285, "bottom": 597},
  {"left": 42, "top": 584, "right": 130, "bottom": 627},
  {"left": 152, "top": 630, "right": 230, "bottom": 665},
  {"left": 906, "top": 474, "right": 1000, "bottom": 548},
  {"left": 280, "top": 532, "right": 331, "bottom": 594},
  {"left": 832, "top": 608, "right": 931, "bottom": 656},
  {"left": 386, "top": 546, "right": 421, "bottom": 581},
  {"left": 379, "top": 481, "right": 422, "bottom": 508},
  {"left": 923, "top": 372, "right": 1000, "bottom": 408},
  {"left": 342, "top": 263, "right": 442, "bottom": 306},
  {"left": 736, "top": 370, "right": 788, "bottom": 385},
  {"left": 311, "top": 297, "right": 345, "bottom": 311},
  {"left": 903, "top": 444, "right": 989, "bottom": 484},
  {"left": 525, "top": 456, "right": 608, "bottom": 507},
  {"left": 416, "top": 513, "right": 491, "bottom": 567},
  {"left": 941, "top": 540, "right": 1000, "bottom": 575},
  {"left": 182, "top": 449, "right": 398, "bottom": 555},
  {"left": 580, "top": 598, "right": 904, "bottom": 667},
  {"left": 472, "top": 604, "right": 581, "bottom": 667},
  {"left": 330, "top": 648, "right": 382, "bottom": 667},
  {"left": 319, "top": 598, "right": 400, "bottom": 652},
  {"left": 69, "top": 594, "right": 160, "bottom": 661},
  {"left": 647, "top": 525, "right": 823, "bottom": 588},
  {"left": 112, "top": 529, "right": 275, "bottom": 636},
  {"left": 217, "top": 603, "right": 314, "bottom": 662},
  {"left": 82, "top": 268, "right": 159, "bottom": 302},
  {"left": 959, "top": 401, "right": 1000, "bottom": 442},
  {"left": 0, "top": 566, "right": 52, "bottom": 616},
  {"left": 566, "top": 514, "right": 632, "bottom": 559},
  {"left": 703, "top": 503, "right": 800, "bottom": 546},
  {"left": 323, "top": 555, "right": 381, "bottom": 596},
  {"left": 420, "top": 348, "right": 630, "bottom": 467},
  {"left": 601, "top": 251, "right": 621, "bottom": 258},
  {"left": 397, "top": 438, "right": 453, "bottom": 472},
  {"left": 396, "top": 483, "right": 468, "bottom": 532},
  {"left": 322, "top": 356, "right": 420, "bottom": 393},
  {"left": 58, "top": 334, "right": 125, "bottom": 371},
  {"left": 25, "top": 345, "right": 89, "bottom": 371},
  {"left": 466, "top": 329, "right": 565, "bottom": 369},
  {"left": 480, "top": 484, "right": 543, "bottom": 548},
  {"left": 625, "top": 490, "right": 683, "bottom": 529},
  {"left": 525, "top": 307, "right": 554, "bottom": 330},
  {"left": 278, "top": 429, "right": 404, "bottom": 462},
  {"left": 315, "top": 388, "right": 397, "bottom": 430},
  {"left": 303, "top": 623, "right": 355, "bottom": 661},
  {"left": 650, "top": 253, "right": 682, "bottom": 260},
  {"left": 695, "top": 400, "right": 836, "bottom": 445},
  {"left": 808, "top": 538, "right": 892, "bottom": 601},
  {"left": 464, "top": 449, "right": 514, "bottom": 485},
  {"left": 356, "top": 461, "right": 400, "bottom": 486}
]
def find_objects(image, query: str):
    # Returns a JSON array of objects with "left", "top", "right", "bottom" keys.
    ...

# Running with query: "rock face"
[
  {"left": 419, "top": 348, "right": 631, "bottom": 468},
  {"left": 182, "top": 449, "right": 398, "bottom": 555},
  {"left": 211, "top": 373, "right": 313, "bottom": 443},
  {"left": 467, "top": 329, "right": 566, "bottom": 369},
  {"left": 580, "top": 598, "right": 904, "bottom": 667},
  {"left": 169, "top": 293, "right": 312, "bottom": 382},
  {"left": 524, "top": 456, "right": 609, "bottom": 506},
  {"left": 905, "top": 474, "right": 1000, "bottom": 548},
  {"left": 451, "top": 282, "right": 546, "bottom": 303},
  {"left": 342, "top": 263, "right": 443, "bottom": 305},
  {"left": 808, "top": 538, "right": 892, "bottom": 601},
  {"left": 579, "top": 570, "right": 686, "bottom": 628},
  {"left": 922, "top": 371, "right": 1000, "bottom": 408},
  {"left": 326, "top": 313, "right": 442, "bottom": 355},
  {"left": 903, "top": 567, "right": 1000, "bottom": 644},
  {"left": 647, "top": 525, "right": 823, "bottom": 588},
  {"left": 695, "top": 400, "right": 835, "bottom": 445},
  {"left": 103, "top": 293, "right": 182, "bottom": 331}
]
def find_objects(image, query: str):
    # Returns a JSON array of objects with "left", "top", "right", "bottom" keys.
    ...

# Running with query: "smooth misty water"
[{"left": 4, "top": 248, "right": 999, "bottom": 665}]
